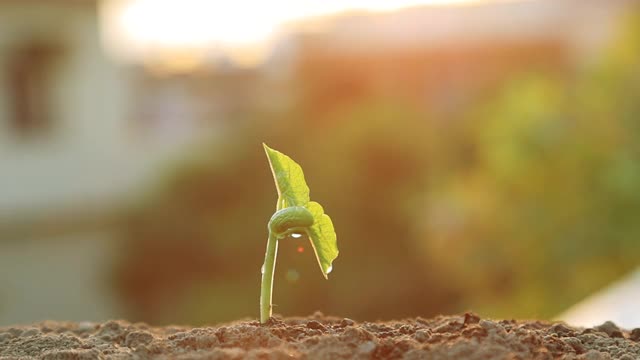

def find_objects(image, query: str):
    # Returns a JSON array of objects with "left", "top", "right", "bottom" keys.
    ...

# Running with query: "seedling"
[{"left": 260, "top": 144, "right": 339, "bottom": 323}]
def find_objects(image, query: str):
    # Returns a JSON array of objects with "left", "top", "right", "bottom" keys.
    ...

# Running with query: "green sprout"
[{"left": 260, "top": 143, "right": 339, "bottom": 323}]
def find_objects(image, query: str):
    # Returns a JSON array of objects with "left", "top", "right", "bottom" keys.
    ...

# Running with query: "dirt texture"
[{"left": 1, "top": 313, "right": 640, "bottom": 359}]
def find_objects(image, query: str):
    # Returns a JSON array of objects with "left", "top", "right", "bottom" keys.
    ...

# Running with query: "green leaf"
[
  {"left": 305, "top": 201, "right": 339, "bottom": 279},
  {"left": 263, "top": 143, "right": 310, "bottom": 210},
  {"left": 263, "top": 144, "right": 339, "bottom": 279}
]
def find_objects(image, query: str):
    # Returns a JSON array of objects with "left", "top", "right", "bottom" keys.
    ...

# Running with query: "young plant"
[{"left": 260, "top": 144, "right": 339, "bottom": 323}]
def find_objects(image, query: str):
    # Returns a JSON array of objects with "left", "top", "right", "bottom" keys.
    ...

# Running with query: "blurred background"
[{"left": 1, "top": 0, "right": 639, "bottom": 328}]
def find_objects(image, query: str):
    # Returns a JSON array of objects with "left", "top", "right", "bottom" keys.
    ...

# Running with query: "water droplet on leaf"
[
  {"left": 291, "top": 233, "right": 302, "bottom": 238},
  {"left": 326, "top": 265, "right": 333, "bottom": 274}
]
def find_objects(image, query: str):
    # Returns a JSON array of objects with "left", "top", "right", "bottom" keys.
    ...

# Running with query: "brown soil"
[{"left": 1, "top": 313, "right": 639, "bottom": 359}]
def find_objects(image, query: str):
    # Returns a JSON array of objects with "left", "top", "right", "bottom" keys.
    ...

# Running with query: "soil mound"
[{"left": 1, "top": 313, "right": 639, "bottom": 359}]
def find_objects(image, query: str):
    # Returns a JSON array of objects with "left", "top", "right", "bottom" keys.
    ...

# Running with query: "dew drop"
[
  {"left": 291, "top": 233, "right": 302, "bottom": 239},
  {"left": 326, "top": 265, "right": 333, "bottom": 274},
  {"left": 261, "top": 264, "right": 265, "bottom": 274}
]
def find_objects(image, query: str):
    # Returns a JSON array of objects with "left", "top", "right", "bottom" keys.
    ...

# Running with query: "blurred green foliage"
[{"left": 113, "top": 10, "right": 640, "bottom": 325}]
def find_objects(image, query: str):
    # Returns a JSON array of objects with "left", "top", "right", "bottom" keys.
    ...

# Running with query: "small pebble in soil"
[
  {"left": 339, "top": 318, "right": 355, "bottom": 327},
  {"left": 594, "top": 321, "right": 624, "bottom": 338},
  {"left": 563, "top": 337, "right": 586, "bottom": 354},
  {"left": 306, "top": 320, "right": 326, "bottom": 331},
  {"left": 399, "top": 325, "right": 413, "bottom": 334},
  {"left": 463, "top": 312, "right": 481, "bottom": 325},
  {"left": 551, "top": 323, "right": 576, "bottom": 337},
  {"left": 413, "top": 329, "right": 431, "bottom": 342},
  {"left": 125, "top": 331, "right": 154, "bottom": 348}
]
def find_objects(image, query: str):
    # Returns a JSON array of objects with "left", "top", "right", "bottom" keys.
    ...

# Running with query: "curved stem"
[{"left": 260, "top": 231, "right": 278, "bottom": 323}]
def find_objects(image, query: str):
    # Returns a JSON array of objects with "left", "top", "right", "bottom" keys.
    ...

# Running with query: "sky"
[{"left": 100, "top": 0, "right": 490, "bottom": 68}]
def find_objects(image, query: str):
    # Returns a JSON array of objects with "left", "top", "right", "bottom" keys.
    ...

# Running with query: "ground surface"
[{"left": 1, "top": 313, "right": 640, "bottom": 359}]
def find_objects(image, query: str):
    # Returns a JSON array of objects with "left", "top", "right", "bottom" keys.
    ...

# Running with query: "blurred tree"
[{"left": 424, "top": 9, "right": 640, "bottom": 319}]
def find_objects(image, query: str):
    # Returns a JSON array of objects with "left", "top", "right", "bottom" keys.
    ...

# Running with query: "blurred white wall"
[
  {"left": 0, "top": 2, "right": 132, "bottom": 214},
  {"left": 0, "top": 233, "right": 120, "bottom": 325},
  {"left": 0, "top": 1, "right": 209, "bottom": 325},
  {"left": 558, "top": 269, "right": 640, "bottom": 329}
]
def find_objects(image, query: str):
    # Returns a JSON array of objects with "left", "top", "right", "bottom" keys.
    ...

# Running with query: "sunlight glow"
[{"left": 101, "top": 0, "right": 482, "bottom": 70}]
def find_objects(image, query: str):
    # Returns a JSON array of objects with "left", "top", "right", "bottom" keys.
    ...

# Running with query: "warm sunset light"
[
  {"left": 3, "top": 0, "right": 640, "bottom": 355},
  {"left": 100, "top": 0, "right": 483, "bottom": 69}
]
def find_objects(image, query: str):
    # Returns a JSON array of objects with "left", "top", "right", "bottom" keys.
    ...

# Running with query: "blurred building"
[
  {"left": 0, "top": 0, "right": 124, "bottom": 325},
  {"left": 0, "top": 0, "right": 219, "bottom": 325},
  {"left": 559, "top": 268, "right": 640, "bottom": 329},
  {"left": 0, "top": 0, "right": 289, "bottom": 325}
]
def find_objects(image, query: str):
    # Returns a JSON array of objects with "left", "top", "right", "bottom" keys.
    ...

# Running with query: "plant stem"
[{"left": 260, "top": 231, "right": 278, "bottom": 323}]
